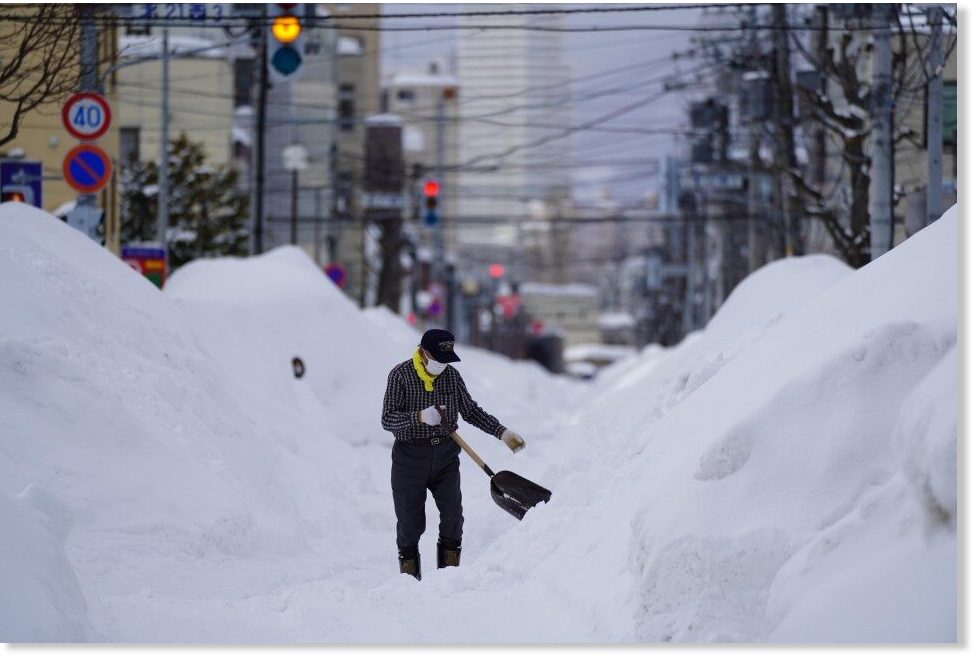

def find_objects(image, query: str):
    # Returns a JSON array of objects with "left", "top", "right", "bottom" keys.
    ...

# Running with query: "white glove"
[
  {"left": 501, "top": 429, "right": 526, "bottom": 453},
  {"left": 419, "top": 405, "right": 442, "bottom": 426}
]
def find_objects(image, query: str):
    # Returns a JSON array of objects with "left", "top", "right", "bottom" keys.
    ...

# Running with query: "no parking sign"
[{"left": 62, "top": 144, "right": 113, "bottom": 194}]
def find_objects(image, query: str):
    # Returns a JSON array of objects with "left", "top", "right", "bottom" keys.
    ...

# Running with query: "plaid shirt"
[{"left": 381, "top": 359, "right": 507, "bottom": 444}]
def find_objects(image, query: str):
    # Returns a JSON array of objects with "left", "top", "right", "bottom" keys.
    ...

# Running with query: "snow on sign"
[
  {"left": 62, "top": 92, "right": 112, "bottom": 141},
  {"left": 62, "top": 144, "right": 113, "bottom": 194}
]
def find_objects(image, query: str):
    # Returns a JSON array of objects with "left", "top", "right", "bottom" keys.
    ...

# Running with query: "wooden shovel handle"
[{"left": 450, "top": 431, "right": 495, "bottom": 478}]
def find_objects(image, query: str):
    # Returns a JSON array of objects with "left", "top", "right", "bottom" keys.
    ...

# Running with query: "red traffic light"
[
  {"left": 423, "top": 180, "right": 440, "bottom": 197},
  {"left": 489, "top": 263, "right": 505, "bottom": 279}
]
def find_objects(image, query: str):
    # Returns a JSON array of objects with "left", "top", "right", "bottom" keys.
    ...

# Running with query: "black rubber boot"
[
  {"left": 437, "top": 537, "right": 461, "bottom": 569},
  {"left": 398, "top": 546, "right": 421, "bottom": 581}
]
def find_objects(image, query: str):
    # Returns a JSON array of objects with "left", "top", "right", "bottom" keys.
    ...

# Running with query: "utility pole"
[
  {"left": 869, "top": 3, "right": 894, "bottom": 260},
  {"left": 254, "top": 8, "right": 268, "bottom": 254},
  {"left": 744, "top": 4, "right": 764, "bottom": 274},
  {"left": 926, "top": 5, "right": 944, "bottom": 227},
  {"left": 810, "top": 6, "right": 828, "bottom": 192},
  {"left": 680, "top": 191, "right": 697, "bottom": 335},
  {"left": 771, "top": 3, "right": 797, "bottom": 257},
  {"left": 434, "top": 89, "right": 447, "bottom": 326},
  {"left": 157, "top": 27, "right": 170, "bottom": 252},
  {"left": 289, "top": 170, "right": 298, "bottom": 244},
  {"left": 77, "top": 8, "right": 97, "bottom": 213}
]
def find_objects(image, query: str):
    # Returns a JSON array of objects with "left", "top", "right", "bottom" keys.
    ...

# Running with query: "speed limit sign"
[{"left": 62, "top": 92, "right": 112, "bottom": 141}]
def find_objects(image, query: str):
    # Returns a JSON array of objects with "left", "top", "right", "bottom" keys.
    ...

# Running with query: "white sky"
[{"left": 379, "top": 3, "right": 704, "bottom": 205}]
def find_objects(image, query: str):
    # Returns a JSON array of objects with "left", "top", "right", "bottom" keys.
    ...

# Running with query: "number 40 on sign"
[{"left": 61, "top": 92, "right": 112, "bottom": 141}]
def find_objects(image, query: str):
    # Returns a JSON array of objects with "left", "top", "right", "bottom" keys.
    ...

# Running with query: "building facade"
[
  {"left": 0, "top": 7, "right": 121, "bottom": 251},
  {"left": 455, "top": 5, "right": 573, "bottom": 251}
]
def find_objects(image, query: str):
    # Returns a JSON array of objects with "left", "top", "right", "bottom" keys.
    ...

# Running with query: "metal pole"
[
  {"left": 745, "top": 5, "right": 762, "bottom": 274},
  {"left": 771, "top": 3, "right": 795, "bottom": 257},
  {"left": 869, "top": 3, "right": 893, "bottom": 259},
  {"left": 434, "top": 89, "right": 446, "bottom": 313},
  {"left": 77, "top": 9, "right": 97, "bottom": 211},
  {"left": 926, "top": 5, "right": 944, "bottom": 226},
  {"left": 314, "top": 186, "right": 322, "bottom": 263},
  {"left": 254, "top": 11, "right": 268, "bottom": 254},
  {"left": 683, "top": 195, "right": 696, "bottom": 334},
  {"left": 157, "top": 27, "right": 170, "bottom": 251},
  {"left": 290, "top": 169, "right": 298, "bottom": 245}
]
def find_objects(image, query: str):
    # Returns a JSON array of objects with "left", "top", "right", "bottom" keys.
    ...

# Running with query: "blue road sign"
[
  {"left": 0, "top": 160, "right": 43, "bottom": 207},
  {"left": 63, "top": 144, "right": 113, "bottom": 194}
]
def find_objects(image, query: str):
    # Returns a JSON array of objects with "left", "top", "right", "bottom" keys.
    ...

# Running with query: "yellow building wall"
[
  {"left": 0, "top": 11, "right": 120, "bottom": 253},
  {"left": 117, "top": 55, "right": 234, "bottom": 165}
]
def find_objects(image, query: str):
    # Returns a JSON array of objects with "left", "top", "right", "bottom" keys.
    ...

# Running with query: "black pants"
[{"left": 391, "top": 439, "right": 463, "bottom": 550}]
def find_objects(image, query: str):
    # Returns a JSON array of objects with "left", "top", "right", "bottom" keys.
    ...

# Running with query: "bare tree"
[
  {"left": 0, "top": 5, "right": 112, "bottom": 148},
  {"left": 790, "top": 5, "right": 949, "bottom": 267}
]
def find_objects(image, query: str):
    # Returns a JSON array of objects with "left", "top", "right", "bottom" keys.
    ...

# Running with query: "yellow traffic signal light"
[{"left": 271, "top": 15, "right": 301, "bottom": 43}]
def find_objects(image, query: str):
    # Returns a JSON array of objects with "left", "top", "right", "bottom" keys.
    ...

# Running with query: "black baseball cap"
[{"left": 420, "top": 329, "right": 461, "bottom": 363}]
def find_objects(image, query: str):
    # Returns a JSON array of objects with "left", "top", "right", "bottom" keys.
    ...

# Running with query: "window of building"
[
  {"left": 125, "top": 22, "right": 150, "bottom": 36},
  {"left": 233, "top": 58, "right": 255, "bottom": 108},
  {"left": 397, "top": 89, "right": 415, "bottom": 103},
  {"left": 339, "top": 83, "right": 355, "bottom": 132},
  {"left": 120, "top": 126, "right": 140, "bottom": 162}
]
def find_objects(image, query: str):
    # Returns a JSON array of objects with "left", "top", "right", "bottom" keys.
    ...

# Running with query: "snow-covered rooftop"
[{"left": 519, "top": 282, "right": 599, "bottom": 298}]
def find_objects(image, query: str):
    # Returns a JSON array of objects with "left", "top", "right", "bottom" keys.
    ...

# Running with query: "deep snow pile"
[
  {"left": 559, "top": 209, "right": 957, "bottom": 642},
  {"left": 0, "top": 200, "right": 957, "bottom": 643}
]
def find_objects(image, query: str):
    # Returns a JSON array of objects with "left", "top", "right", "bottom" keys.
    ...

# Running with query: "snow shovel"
[{"left": 450, "top": 431, "right": 551, "bottom": 520}]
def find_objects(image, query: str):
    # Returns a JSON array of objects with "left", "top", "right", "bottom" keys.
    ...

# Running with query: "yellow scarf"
[{"left": 412, "top": 348, "right": 437, "bottom": 392}]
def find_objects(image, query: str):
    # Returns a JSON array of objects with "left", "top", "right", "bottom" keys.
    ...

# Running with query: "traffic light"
[
  {"left": 423, "top": 179, "right": 440, "bottom": 227},
  {"left": 268, "top": 4, "right": 304, "bottom": 81}
]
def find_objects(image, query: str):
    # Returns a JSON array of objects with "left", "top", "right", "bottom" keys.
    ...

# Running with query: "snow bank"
[
  {"left": 166, "top": 250, "right": 583, "bottom": 451},
  {"left": 768, "top": 350, "right": 957, "bottom": 642},
  {"left": 558, "top": 209, "right": 956, "bottom": 641},
  {"left": 0, "top": 483, "right": 96, "bottom": 641},
  {"left": 0, "top": 197, "right": 956, "bottom": 643},
  {"left": 0, "top": 204, "right": 387, "bottom": 639}
]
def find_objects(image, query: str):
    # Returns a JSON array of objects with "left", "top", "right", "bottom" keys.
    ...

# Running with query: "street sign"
[
  {"left": 0, "top": 160, "right": 43, "bottom": 207},
  {"left": 361, "top": 192, "right": 403, "bottom": 210},
  {"left": 324, "top": 262, "right": 346, "bottom": 288},
  {"left": 122, "top": 245, "right": 166, "bottom": 288},
  {"left": 63, "top": 144, "right": 113, "bottom": 194},
  {"left": 62, "top": 92, "right": 112, "bottom": 141}
]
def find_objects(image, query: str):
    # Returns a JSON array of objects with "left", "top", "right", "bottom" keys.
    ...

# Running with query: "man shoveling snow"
[{"left": 381, "top": 329, "right": 526, "bottom": 580}]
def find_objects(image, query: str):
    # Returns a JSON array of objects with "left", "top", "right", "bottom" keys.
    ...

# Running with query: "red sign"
[
  {"left": 62, "top": 144, "right": 113, "bottom": 194},
  {"left": 62, "top": 92, "right": 112, "bottom": 141},
  {"left": 324, "top": 262, "right": 347, "bottom": 288}
]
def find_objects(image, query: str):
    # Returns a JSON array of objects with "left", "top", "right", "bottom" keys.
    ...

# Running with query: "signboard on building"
[
  {"left": 122, "top": 245, "right": 167, "bottom": 288},
  {"left": 0, "top": 160, "right": 43, "bottom": 207}
]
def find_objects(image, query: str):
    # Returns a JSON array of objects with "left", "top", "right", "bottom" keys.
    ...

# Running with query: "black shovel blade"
[{"left": 489, "top": 470, "right": 552, "bottom": 521}]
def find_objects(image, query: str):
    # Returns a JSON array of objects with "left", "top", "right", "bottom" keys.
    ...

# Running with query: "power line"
[{"left": 0, "top": 11, "right": 923, "bottom": 33}]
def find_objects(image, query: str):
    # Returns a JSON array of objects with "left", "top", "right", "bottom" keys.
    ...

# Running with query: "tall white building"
[{"left": 456, "top": 5, "right": 572, "bottom": 249}]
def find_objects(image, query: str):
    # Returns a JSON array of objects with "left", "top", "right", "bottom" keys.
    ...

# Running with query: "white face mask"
[{"left": 425, "top": 358, "right": 447, "bottom": 375}]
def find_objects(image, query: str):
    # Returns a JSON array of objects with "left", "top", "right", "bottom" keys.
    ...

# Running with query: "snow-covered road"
[{"left": 0, "top": 202, "right": 957, "bottom": 643}]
